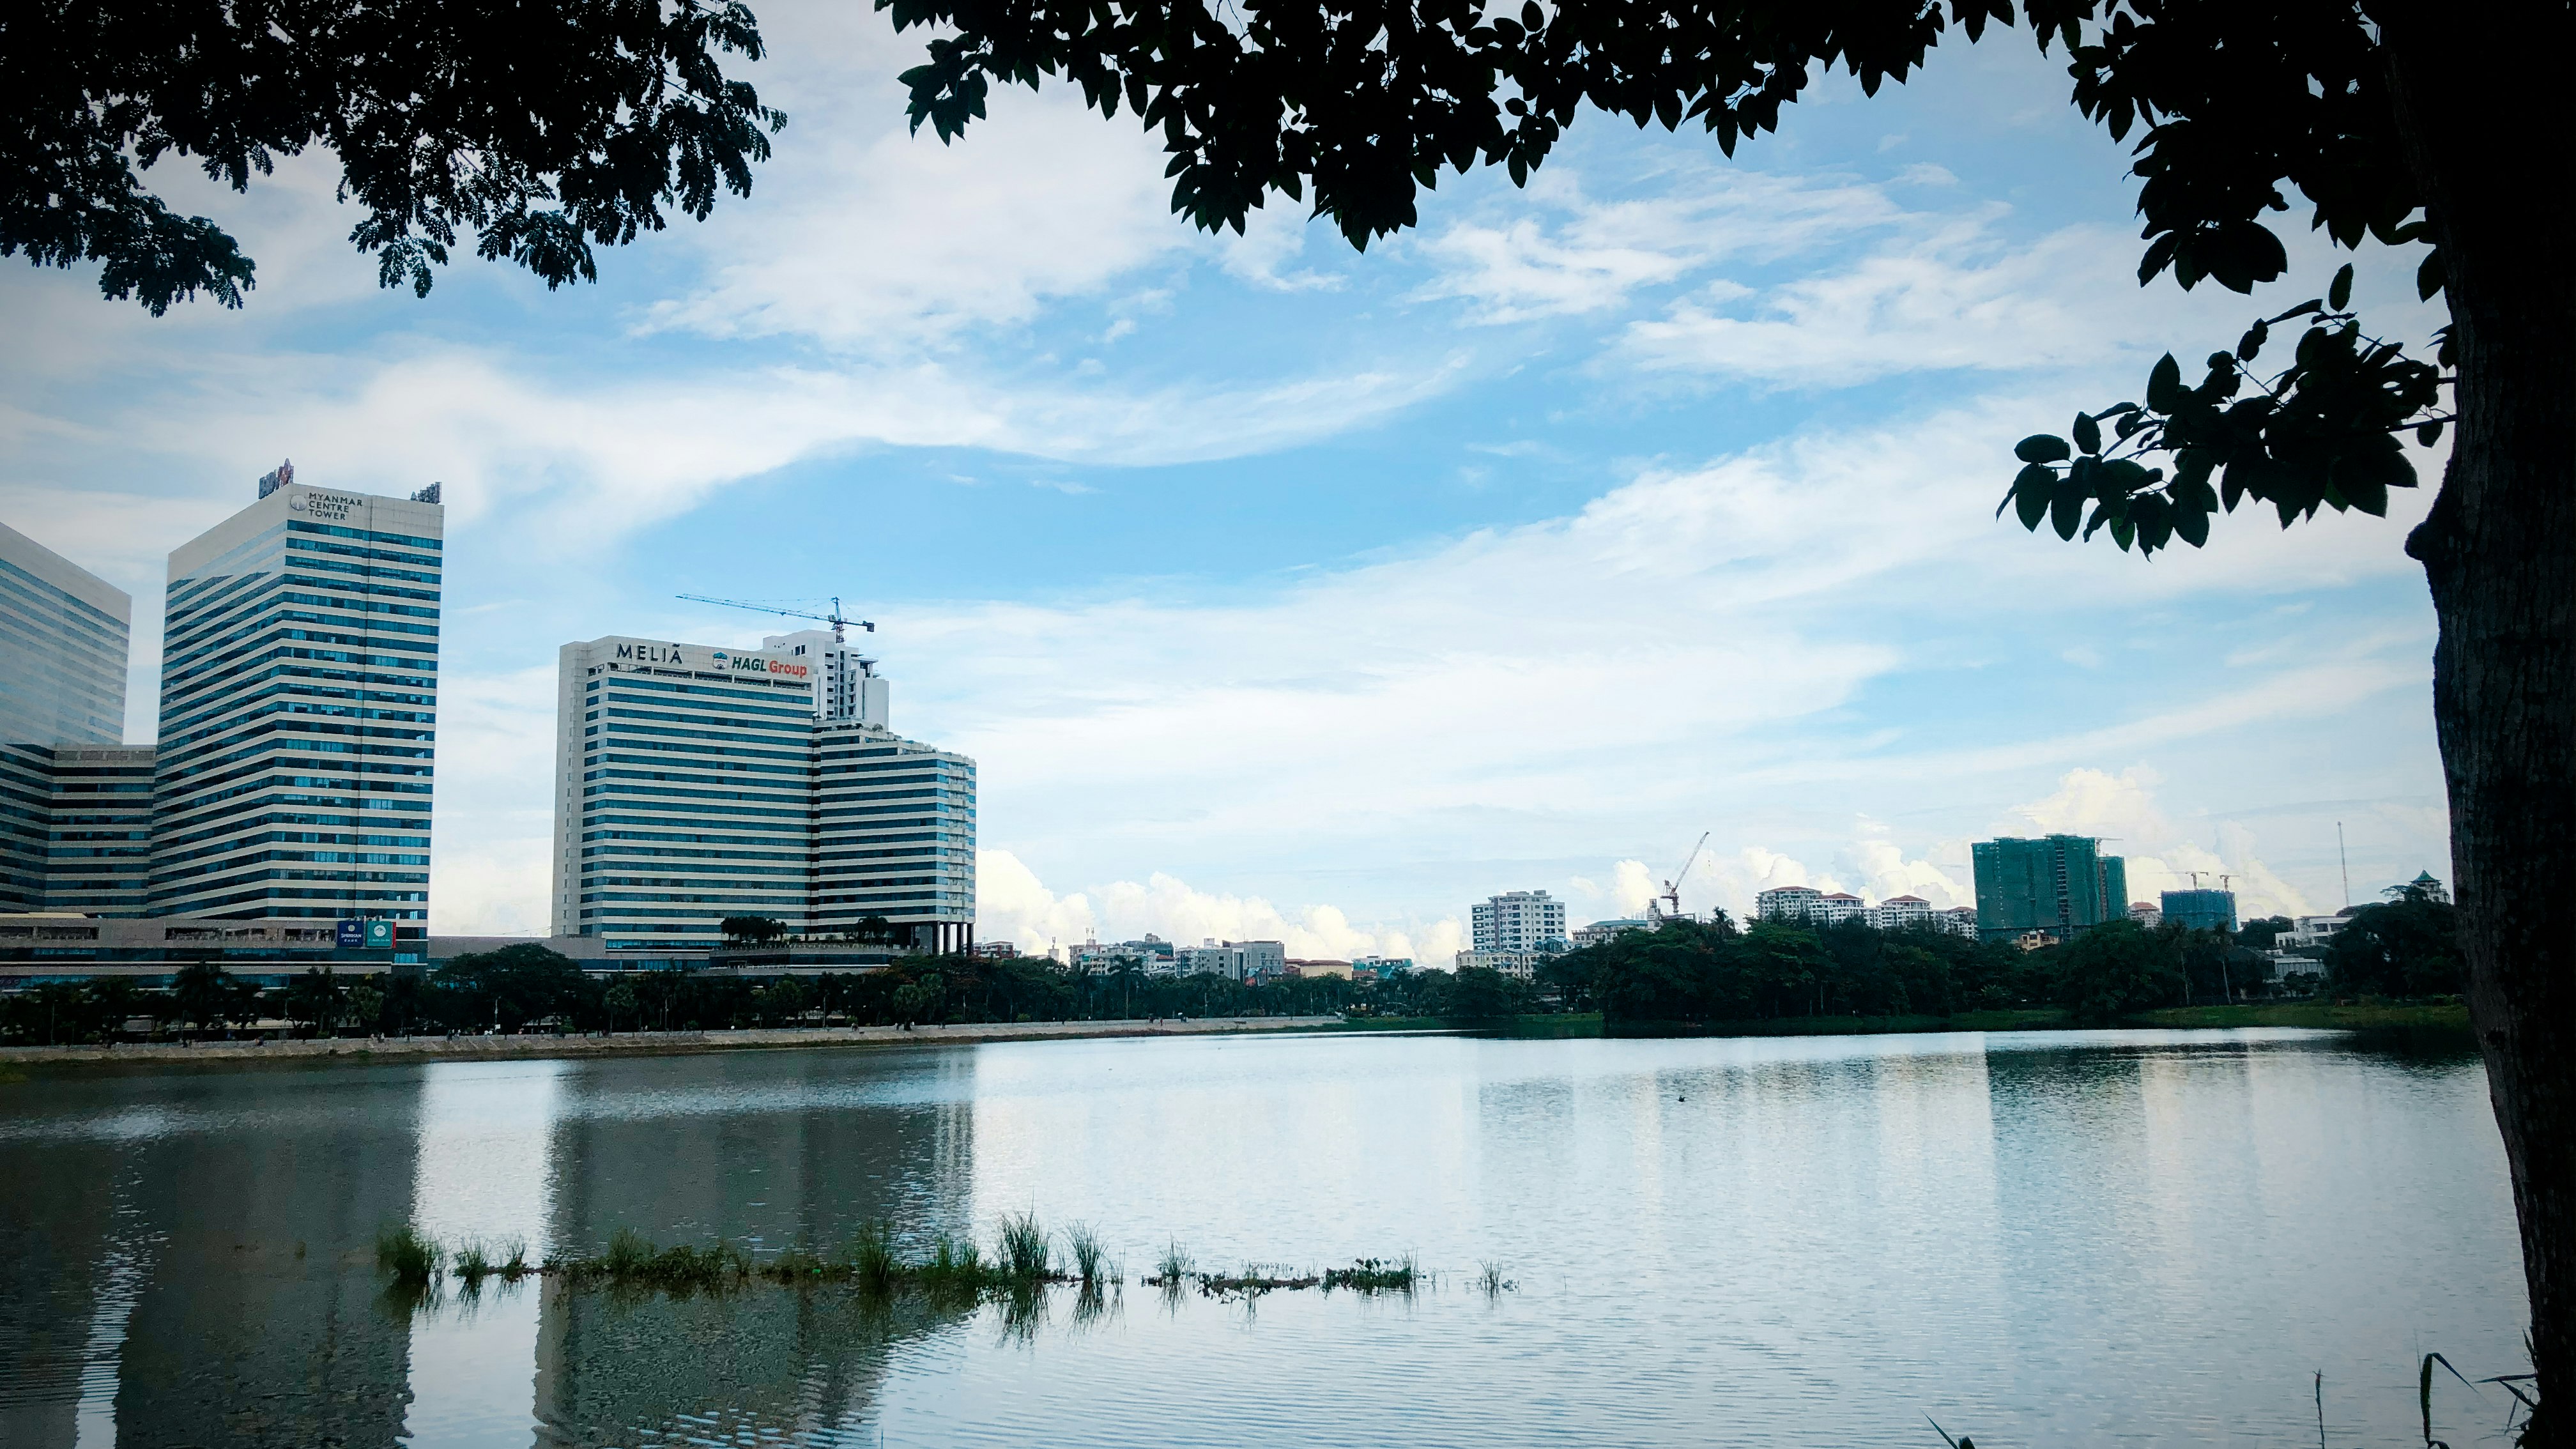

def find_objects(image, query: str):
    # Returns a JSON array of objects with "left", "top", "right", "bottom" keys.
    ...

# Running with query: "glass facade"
[
  {"left": 1972, "top": 835, "right": 2128, "bottom": 942},
  {"left": 43, "top": 747, "right": 156, "bottom": 915},
  {"left": 0, "top": 521, "right": 133, "bottom": 913},
  {"left": 151, "top": 486, "right": 441, "bottom": 924},
  {"left": 2159, "top": 888, "right": 2239, "bottom": 933},
  {"left": 554, "top": 638, "right": 977, "bottom": 953},
  {"left": 810, "top": 722, "right": 977, "bottom": 949}
]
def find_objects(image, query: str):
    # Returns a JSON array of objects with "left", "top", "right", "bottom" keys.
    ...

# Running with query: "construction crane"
[
  {"left": 1650, "top": 832, "right": 1712, "bottom": 923},
  {"left": 676, "top": 594, "right": 875, "bottom": 643}
]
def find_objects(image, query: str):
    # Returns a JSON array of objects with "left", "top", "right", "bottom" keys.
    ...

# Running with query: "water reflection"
[{"left": 0, "top": 1029, "right": 2527, "bottom": 1448}]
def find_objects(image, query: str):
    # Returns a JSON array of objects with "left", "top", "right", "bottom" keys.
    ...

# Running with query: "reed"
[
  {"left": 850, "top": 1221, "right": 898, "bottom": 1292},
  {"left": 376, "top": 1225, "right": 443, "bottom": 1287},
  {"left": 1475, "top": 1260, "right": 1513, "bottom": 1295},
  {"left": 453, "top": 1239, "right": 493, "bottom": 1281},
  {"left": 1066, "top": 1222, "right": 1112, "bottom": 1286},
  {"left": 1147, "top": 1240, "right": 1195, "bottom": 1286},
  {"left": 997, "top": 1211, "right": 1052, "bottom": 1283}
]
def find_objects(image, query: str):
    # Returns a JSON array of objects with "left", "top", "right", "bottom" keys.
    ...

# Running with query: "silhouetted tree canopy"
[{"left": 4, "top": 0, "right": 784, "bottom": 310}]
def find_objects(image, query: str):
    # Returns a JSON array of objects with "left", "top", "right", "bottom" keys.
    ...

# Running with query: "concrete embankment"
[{"left": 0, "top": 1016, "right": 1348, "bottom": 1070}]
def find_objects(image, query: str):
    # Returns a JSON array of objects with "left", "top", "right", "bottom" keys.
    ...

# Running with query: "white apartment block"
[
  {"left": 1574, "top": 918, "right": 1652, "bottom": 947},
  {"left": 1176, "top": 939, "right": 1285, "bottom": 981},
  {"left": 1471, "top": 890, "right": 1567, "bottom": 952},
  {"left": 1755, "top": 885, "right": 1823, "bottom": 922},
  {"left": 1873, "top": 895, "right": 1933, "bottom": 930},
  {"left": 1456, "top": 949, "right": 1544, "bottom": 979}
]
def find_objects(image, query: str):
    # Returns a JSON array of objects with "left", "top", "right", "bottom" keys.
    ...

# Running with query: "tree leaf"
[
  {"left": 2327, "top": 263, "right": 2353, "bottom": 311},
  {"left": 2014, "top": 464, "right": 2053, "bottom": 530},
  {"left": 2015, "top": 434, "right": 2073, "bottom": 463},
  {"left": 2051, "top": 480, "right": 2085, "bottom": 540},
  {"left": 2072, "top": 412, "right": 2102, "bottom": 455},
  {"left": 2145, "top": 353, "right": 2183, "bottom": 411}
]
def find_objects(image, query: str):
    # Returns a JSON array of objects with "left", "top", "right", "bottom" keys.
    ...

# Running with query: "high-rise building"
[
  {"left": 553, "top": 635, "right": 977, "bottom": 954},
  {"left": 1756, "top": 884, "right": 1822, "bottom": 922},
  {"left": 42, "top": 747, "right": 157, "bottom": 915},
  {"left": 1971, "top": 834, "right": 2128, "bottom": 942},
  {"left": 763, "top": 628, "right": 889, "bottom": 726},
  {"left": 0, "top": 521, "right": 134, "bottom": 912},
  {"left": 2159, "top": 888, "right": 2238, "bottom": 933},
  {"left": 553, "top": 636, "right": 820, "bottom": 949},
  {"left": 810, "top": 719, "right": 977, "bottom": 953},
  {"left": 151, "top": 468, "right": 442, "bottom": 926},
  {"left": 1471, "top": 890, "right": 1567, "bottom": 952}
]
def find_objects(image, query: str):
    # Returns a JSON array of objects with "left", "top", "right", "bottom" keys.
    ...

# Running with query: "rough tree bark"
[{"left": 2385, "top": 2, "right": 2576, "bottom": 1438}]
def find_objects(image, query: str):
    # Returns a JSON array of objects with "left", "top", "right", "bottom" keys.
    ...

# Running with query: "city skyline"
[{"left": 1, "top": 0, "right": 2448, "bottom": 964}]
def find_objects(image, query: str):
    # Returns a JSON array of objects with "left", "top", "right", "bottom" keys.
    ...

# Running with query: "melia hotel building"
[{"left": 553, "top": 635, "right": 977, "bottom": 955}]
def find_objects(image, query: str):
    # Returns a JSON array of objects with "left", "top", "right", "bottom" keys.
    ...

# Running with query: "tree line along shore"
[{"left": 1, "top": 881, "right": 2465, "bottom": 1055}]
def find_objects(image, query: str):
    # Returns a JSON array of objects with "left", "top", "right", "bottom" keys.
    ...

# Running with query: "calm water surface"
[{"left": 0, "top": 1029, "right": 2529, "bottom": 1447}]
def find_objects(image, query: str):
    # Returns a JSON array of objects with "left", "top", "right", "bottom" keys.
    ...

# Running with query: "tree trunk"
[{"left": 2385, "top": 3, "right": 2576, "bottom": 1438}]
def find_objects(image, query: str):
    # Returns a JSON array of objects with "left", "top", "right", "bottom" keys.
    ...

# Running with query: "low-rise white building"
[
  {"left": 1872, "top": 895, "right": 1932, "bottom": 930},
  {"left": 1456, "top": 949, "right": 1545, "bottom": 980},
  {"left": 1573, "top": 918, "right": 1653, "bottom": 947}
]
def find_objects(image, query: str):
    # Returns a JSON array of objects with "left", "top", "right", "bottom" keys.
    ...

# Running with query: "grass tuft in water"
[
  {"left": 1476, "top": 1260, "right": 1514, "bottom": 1295},
  {"left": 851, "top": 1221, "right": 898, "bottom": 1293},
  {"left": 997, "top": 1211, "right": 1052, "bottom": 1284},
  {"left": 376, "top": 1225, "right": 443, "bottom": 1287},
  {"left": 1066, "top": 1222, "right": 1112, "bottom": 1286},
  {"left": 1147, "top": 1240, "right": 1195, "bottom": 1286}
]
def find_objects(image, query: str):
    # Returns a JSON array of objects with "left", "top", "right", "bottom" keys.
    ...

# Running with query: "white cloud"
[
  {"left": 976, "top": 851, "right": 1464, "bottom": 965},
  {"left": 2005, "top": 766, "right": 2315, "bottom": 919},
  {"left": 1415, "top": 168, "right": 1903, "bottom": 323}
]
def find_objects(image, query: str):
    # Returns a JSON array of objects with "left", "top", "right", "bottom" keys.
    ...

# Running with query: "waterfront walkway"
[{"left": 0, "top": 1016, "right": 1348, "bottom": 1068}]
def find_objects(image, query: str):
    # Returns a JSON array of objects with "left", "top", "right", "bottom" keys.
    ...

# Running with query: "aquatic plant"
[
  {"left": 1066, "top": 1222, "right": 1112, "bottom": 1286},
  {"left": 997, "top": 1210, "right": 1052, "bottom": 1283},
  {"left": 1476, "top": 1260, "right": 1514, "bottom": 1295},
  {"left": 376, "top": 1224, "right": 443, "bottom": 1287},
  {"left": 1147, "top": 1240, "right": 1195, "bottom": 1286},
  {"left": 453, "top": 1239, "right": 492, "bottom": 1281},
  {"left": 851, "top": 1220, "right": 898, "bottom": 1292},
  {"left": 1322, "top": 1255, "right": 1418, "bottom": 1294}
]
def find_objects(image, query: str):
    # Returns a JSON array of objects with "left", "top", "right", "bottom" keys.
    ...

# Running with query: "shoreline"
[{"left": 0, "top": 1015, "right": 1351, "bottom": 1071}]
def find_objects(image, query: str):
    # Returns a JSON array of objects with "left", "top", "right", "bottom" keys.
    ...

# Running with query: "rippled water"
[{"left": 0, "top": 1028, "right": 2529, "bottom": 1447}]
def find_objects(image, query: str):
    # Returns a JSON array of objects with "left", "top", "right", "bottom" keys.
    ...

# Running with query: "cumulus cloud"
[
  {"left": 2005, "top": 765, "right": 2315, "bottom": 919},
  {"left": 976, "top": 850, "right": 1466, "bottom": 965}
]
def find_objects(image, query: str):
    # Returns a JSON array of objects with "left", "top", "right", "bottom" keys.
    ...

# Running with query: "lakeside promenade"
[{"left": 0, "top": 1015, "right": 1349, "bottom": 1070}]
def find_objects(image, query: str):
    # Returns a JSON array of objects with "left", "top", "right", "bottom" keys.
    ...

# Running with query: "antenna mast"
[{"left": 2338, "top": 821, "right": 2350, "bottom": 909}]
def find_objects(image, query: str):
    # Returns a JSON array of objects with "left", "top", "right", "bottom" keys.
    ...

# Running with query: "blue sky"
[{"left": 2, "top": 3, "right": 2450, "bottom": 959}]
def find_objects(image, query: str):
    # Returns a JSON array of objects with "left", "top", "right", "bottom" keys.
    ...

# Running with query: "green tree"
[
  {"left": 878, "top": 0, "right": 2576, "bottom": 1409},
  {"left": 604, "top": 981, "right": 640, "bottom": 1032},
  {"left": 7, "top": 0, "right": 786, "bottom": 310},
  {"left": 170, "top": 960, "right": 234, "bottom": 1035},
  {"left": 283, "top": 967, "right": 343, "bottom": 1036},
  {"left": 2325, "top": 885, "right": 2465, "bottom": 997},
  {"left": 345, "top": 981, "right": 387, "bottom": 1033},
  {"left": 2234, "top": 916, "right": 2297, "bottom": 951},
  {"left": 2050, "top": 921, "right": 2184, "bottom": 1026},
  {"left": 720, "top": 916, "right": 786, "bottom": 946},
  {"left": 1438, "top": 966, "right": 1528, "bottom": 1020},
  {"left": 435, "top": 942, "right": 586, "bottom": 1031}
]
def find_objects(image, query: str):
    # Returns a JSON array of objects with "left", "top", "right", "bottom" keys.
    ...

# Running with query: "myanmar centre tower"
[{"left": 551, "top": 636, "right": 978, "bottom": 954}]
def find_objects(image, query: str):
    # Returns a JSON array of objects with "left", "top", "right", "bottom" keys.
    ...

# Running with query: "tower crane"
[
  {"left": 1651, "top": 831, "right": 1712, "bottom": 923},
  {"left": 676, "top": 594, "right": 876, "bottom": 643}
]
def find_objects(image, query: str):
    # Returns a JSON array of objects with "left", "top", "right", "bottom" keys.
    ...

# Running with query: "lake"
[{"left": 0, "top": 1027, "right": 2529, "bottom": 1447}]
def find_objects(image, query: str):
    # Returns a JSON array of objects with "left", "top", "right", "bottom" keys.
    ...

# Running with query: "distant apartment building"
[
  {"left": 0, "top": 520, "right": 135, "bottom": 914},
  {"left": 1755, "top": 885, "right": 1822, "bottom": 923},
  {"left": 1816, "top": 891, "right": 1869, "bottom": 926},
  {"left": 152, "top": 470, "right": 443, "bottom": 928},
  {"left": 2128, "top": 901, "right": 2164, "bottom": 928},
  {"left": 1471, "top": 890, "right": 1567, "bottom": 952},
  {"left": 1287, "top": 958, "right": 1352, "bottom": 979},
  {"left": 553, "top": 634, "right": 978, "bottom": 954},
  {"left": 1176, "top": 939, "right": 1285, "bottom": 981},
  {"left": 1455, "top": 949, "right": 1544, "bottom": 980},
  {"left": 1354, "top": 955, "right": 1412, "bottom": 981},
  {"left": 2159, "top": 888, "right": 2239, "bottom": 933},
  {"left": 1936, "top": 905, "right": 1979, "bottom": 937},
  {"left": 1572, "top": 918, "right": 1651, "bottom": 947},
  {"left": 1971, "top": 835, "right": 2128, "bottom": 944},
  {"left": 1873, "top": 895, "right": 1933, "bottom": 930}
]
